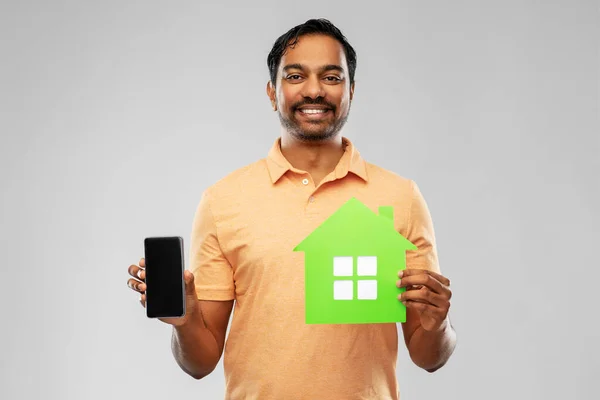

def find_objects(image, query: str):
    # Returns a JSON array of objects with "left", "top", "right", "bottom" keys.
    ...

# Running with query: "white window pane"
[
  {"left": 334, "top": 280, "right": 353, "bottom": 300},
  {"left": 357, "top": 280, "right": 377, "bottom": 300},
  {"left": 357, "top": 256, "right": 377, "bottom": 276},
  {"left": 333, "top": 256, "right": 353, "bottom": 276}
]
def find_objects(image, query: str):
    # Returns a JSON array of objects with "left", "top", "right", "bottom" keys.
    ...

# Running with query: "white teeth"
[{"left": 300, "top": 109, "right": 327, "bottom": 114}]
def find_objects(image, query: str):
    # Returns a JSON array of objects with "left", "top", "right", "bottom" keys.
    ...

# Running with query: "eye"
[
  {"left": 286, "top": 75, "right": 302, "bottom": 80},
  {"left": 325, "top": 76, "right": 341, "bottom": 82}
]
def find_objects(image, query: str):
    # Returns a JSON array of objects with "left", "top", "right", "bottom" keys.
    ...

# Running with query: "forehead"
[{"left": 279, "top": 34, "right": 347, "bottom": 71}]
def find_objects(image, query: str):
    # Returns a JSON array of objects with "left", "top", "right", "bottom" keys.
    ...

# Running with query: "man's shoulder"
[
  {"left": 203, "top": 157, "right": 269, "bottom": 197},
  {"left": 364, "top": 160, "right": 415, "bottom": 190}
]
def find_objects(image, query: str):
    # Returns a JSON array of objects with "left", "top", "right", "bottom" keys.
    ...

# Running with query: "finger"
[
  {"left": 404, "top": 300, "right": 447, "bottom": 320},
  {"left": 397, "top": 273, "right": 447, "bottom": 295},
  {"left": 140, "top": 293, "right": 146, "bottom": 308},
  {"left": 183, "top": 270, "right": 196, "bottom": 295},
  {"left": 397, "top": 281, "right": 423, "bottom": 291},
  {"left": 399, "top": 288, "right": 446, "bottom": 308},
  {"left": 399, "top": 268, "right": 450, "bottom": 287},
  {"left": 127, "top": 278, "right": 146, "bottom": 293},
  {"left": 139, "top": 257, "right": 145, "bottom": 268},
  {"left": 128, "top": 264, "right": 145, "bottom": 281}
]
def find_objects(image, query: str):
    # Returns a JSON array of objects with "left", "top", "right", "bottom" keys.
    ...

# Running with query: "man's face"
[{"left": 268, "top": 34, "right": 354, "bottom": 142}]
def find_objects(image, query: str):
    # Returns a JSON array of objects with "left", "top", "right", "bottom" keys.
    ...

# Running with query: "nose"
[{"left": 301, "top": 75, "right": 325, "bottom": 99}]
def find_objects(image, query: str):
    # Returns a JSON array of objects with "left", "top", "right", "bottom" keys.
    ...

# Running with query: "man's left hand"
[{"left": 397, "top": 269, "right": 452, "bottom": 332}]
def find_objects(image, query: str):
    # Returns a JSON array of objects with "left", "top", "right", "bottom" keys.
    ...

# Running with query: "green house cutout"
[{"left": 294, "top": 197, "right": 417, "bottom": 325}]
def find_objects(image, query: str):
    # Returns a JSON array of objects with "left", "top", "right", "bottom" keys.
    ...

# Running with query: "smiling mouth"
[
  {"left": 296, "top": 108, "right": 332, "bottom": 118},
  {"left": 299, "top": 108, "right": 328, "bottom": 113}
]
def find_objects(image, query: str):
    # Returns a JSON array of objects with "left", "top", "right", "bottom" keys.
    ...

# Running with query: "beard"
[{"left": 278, "top": 100, "right": 351, "bottom": 143}]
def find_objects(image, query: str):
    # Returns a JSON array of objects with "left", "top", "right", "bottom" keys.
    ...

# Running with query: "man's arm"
[
  {"left": 401, "top": 301, "right": 457, "bottom": 372},
  {"left": 172, "top": 299, "right": 234, "bottom": 379},
  {"left": 399, "top": 180, "right": 457, "bottom": 372},
  {"left": 176, "top": 187, "right": 236, "bottom": 379}
]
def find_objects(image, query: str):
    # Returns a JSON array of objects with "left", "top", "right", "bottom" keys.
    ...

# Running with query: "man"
[{"left": 127, "top": 18, "right": 456, "bottom": 399}]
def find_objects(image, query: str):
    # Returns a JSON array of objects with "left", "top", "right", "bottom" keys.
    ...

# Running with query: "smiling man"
[
  {"left": 128, "top": 18, "right": 456, "bottom": 400},
  {"left": 266, "top": 32, "right": 355, "bottom": 186},
  {"left": 271, "top": 36, "right": 352, "bottom": 142}
]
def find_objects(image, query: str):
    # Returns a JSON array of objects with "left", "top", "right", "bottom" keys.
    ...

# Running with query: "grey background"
[{"left": 1, "top": 0, "right": 598, "bottom": 399}]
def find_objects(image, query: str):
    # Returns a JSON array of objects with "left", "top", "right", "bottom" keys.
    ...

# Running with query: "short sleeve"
[
  {"left": 405, "top": 180, "right": 441, "bottom": 274},
  {"left": 189, "top": 189, "right": 235, "bottom": 301}
]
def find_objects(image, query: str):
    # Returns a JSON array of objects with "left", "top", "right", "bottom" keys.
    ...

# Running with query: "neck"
[{"left": 279, "top": 131, "right": 346, "bottom": 176}]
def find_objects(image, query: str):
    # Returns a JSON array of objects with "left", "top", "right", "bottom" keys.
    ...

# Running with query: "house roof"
[{"left": 294, "top": 197, "right": 417, "bottom": 252}]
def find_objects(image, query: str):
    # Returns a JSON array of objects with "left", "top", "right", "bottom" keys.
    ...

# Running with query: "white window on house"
[{"left": 333, "top": 256, "right": 378, "bottom": 300}]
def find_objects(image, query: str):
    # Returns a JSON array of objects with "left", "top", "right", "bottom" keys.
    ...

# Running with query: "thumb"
[{"left": 183, "top": 270, "right": 196, "bottom": 295}]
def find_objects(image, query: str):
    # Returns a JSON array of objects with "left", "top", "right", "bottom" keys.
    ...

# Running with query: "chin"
[
  {"left": 279, "top": 112, "right": 345, "bottom": 142},
  {"left": 293, "top": 129, "right": 339, "bottom": 142}
]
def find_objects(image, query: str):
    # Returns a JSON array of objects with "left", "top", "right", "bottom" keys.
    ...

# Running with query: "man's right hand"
[{"left": 127, "top": 257, "right": 201, "bottom": 327}]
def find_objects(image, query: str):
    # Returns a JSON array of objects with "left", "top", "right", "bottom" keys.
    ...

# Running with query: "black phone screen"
[{"left": 144, "top": 236, "right": 186, "bottom": 318}]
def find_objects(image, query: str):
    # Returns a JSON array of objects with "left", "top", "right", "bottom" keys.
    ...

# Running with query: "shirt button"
[
  {"left": 309, "top": 196, "right": 315, "bottom": 203},
  {"left": 302, "top": 178, "right": 309, "bottom": 185}
]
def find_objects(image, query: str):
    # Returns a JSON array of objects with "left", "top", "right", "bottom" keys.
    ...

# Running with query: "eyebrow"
[{"left": 283, "top": 63, "right": 345, "bottom": 74}]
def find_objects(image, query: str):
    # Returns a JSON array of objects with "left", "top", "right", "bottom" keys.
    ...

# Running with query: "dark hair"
[{"left": 267, "top": 18, "right": 357, "bottom": 87}]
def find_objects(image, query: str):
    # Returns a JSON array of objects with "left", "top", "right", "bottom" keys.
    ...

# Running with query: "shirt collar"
[{"left": 265, "top": 136, "right": 368, "bottom": 184}]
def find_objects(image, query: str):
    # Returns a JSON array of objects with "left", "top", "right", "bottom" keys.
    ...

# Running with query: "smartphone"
[{"left": 143, "top": 236, "right": 186, "bottom": 318}]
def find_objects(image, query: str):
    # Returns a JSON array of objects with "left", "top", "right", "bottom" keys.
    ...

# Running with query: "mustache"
[{"left": 292, "top": 98, "right": 336, "bottom": 111}]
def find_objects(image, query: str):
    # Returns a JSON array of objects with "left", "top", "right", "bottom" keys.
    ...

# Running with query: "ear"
[
  {"left": 350, "top": 81, "right": 355, "bottom": 101},
  {"left": 266, "top": 81, "right": 277, "bottom": 111}
]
